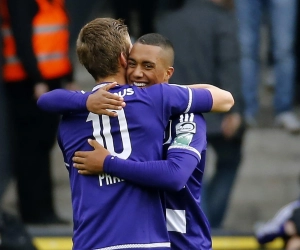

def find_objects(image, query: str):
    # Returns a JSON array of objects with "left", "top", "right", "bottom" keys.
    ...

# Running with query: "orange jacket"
[{"left": 1, "top": 0, "right": 72, "bottom": 82}]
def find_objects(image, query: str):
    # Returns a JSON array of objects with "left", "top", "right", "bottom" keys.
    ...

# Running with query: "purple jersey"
[
  {"left": 48, "top": 83, "right": 213, "bottom": 250},
  {"left": 164, "top": 114, "right": 212, "bottom": 250},
  {"left": 102, "top": 113, "right": 212, "bottom": 249}
]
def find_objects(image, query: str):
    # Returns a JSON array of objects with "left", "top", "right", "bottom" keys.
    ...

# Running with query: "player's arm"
[
  {"left": 187, "top": 83, "right": 234, "bottom": 112},
  {"left": 73, "top": 143, "right": 199, "bottom": 192},
  {"left": 156, "top": 84, "right": 233, "bottom": 118},
  {"left": 80, "top": 82, "right": 233, "bottom": 116},
  {"left": 73, "top": 114, "right": 205, "bottom": 191},
  {"left": 255, "top": 201, "right": 300, "bottom": 244},
  {"left": 37, "top": 83, "right": 125, "bottom": 116}
]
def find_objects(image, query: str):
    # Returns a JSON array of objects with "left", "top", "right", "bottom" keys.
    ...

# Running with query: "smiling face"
[{"left": 127, "top": 43, "right": 174, "bottom": 87}]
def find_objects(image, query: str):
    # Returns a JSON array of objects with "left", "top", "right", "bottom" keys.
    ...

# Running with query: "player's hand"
[
  {"left": 73, "top": 139, "right": 110, "bottom": 175},
  {"left": 86, "top": 82, "right": 126, "bottom": 117},
  {"left": 221, "top": 113, "right": 242, "bottom": 138},
  {"left": 284, "top": 220, "right": 297, "bottom": 236}
]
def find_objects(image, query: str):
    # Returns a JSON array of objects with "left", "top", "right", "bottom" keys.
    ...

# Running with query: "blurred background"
[{"left": 1, "top": 0, "right": 300, "bottom": 249}]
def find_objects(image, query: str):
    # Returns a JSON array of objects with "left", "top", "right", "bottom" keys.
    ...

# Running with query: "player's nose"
[{"left": 131, "top": 66, "right": 143, "bottom": 78}]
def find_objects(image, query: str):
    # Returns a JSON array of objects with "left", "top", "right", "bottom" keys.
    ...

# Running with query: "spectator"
[
  {"left": 0, "top": 15, "right": 37, "bottom": 250},
  {"left": 157, "top": 0, "right": 245, "bottom": 229},
  {"left": 111, "top": 0, "right": 158, "bottom": 39},
  {"left": 0, "top": 0, "right": 74, "bottom": 224},
  {"left": 234, "top": 0, "right": 300, "bottom": 133},
  {"left": 0, "top": 13, "right": 10, "bottom": 204},
  {"left": 255, "top": 199, "right": 300, "bottom": 249}
]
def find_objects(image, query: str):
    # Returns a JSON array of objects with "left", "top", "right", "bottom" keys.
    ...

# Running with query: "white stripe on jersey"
[
  {"left": 94, "top": 242, "right": 170, "bottom": 250},
  {"left": 166, "top": 209, "right": 186, "bottom": 233},
  {"left": 184, "top": 88, "right": 192, "bottom": 113},
  {"left": 92, "top": 83, "right": 109, "bottom": 92},
  {"left": 168, "top": 145, "right": 201, "bottom": 158},
  {"left": 179, "top": 113, "right": 194, "bottom": 123}
]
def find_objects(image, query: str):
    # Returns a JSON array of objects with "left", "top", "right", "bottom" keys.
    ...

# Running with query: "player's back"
[{"left": 58, "top": 83, "right": 194, "bottom": 250}]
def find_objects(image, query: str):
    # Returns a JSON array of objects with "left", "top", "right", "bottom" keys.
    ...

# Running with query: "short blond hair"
[{"left": 76, "top": 18, "right": 129, "bottom": 80}]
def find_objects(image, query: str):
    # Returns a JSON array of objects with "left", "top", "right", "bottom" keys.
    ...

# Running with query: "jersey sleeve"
[
  {"left": 103, "top": 113, "right": 206, "bottom": 191},
  {"left": 255, "top": 201, "right": 300, "bottom": 244},
  {"left": 167, "top": 113, "right": 205, "bottom": 164},
  {"left": 150, "top": 84, "right": 213, "bottom": 120},
  {"left": 37, "top": 89, "right": 89, "bottom": 114},
  {"left": 166, "top": 84, "right": 213, "bottom": 114},
  {"left": 189, "top": 88, "right": 213, "bottom": 113}
]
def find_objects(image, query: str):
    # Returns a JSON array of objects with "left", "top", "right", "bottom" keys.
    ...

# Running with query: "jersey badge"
[
  {"left": 175, "top": 122, "right": 196, "bottom": 135},
  {"left": 172, "top": 122, "right": 196, "bottom": 147}
]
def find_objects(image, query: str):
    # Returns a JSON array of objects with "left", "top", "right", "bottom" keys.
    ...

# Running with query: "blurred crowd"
[{"left": 0, "top": 0, "right": 300, "bottom": 249}]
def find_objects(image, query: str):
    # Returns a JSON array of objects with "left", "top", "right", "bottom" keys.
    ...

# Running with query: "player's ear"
[
  {"left": 119, "top": 52, "right": 127, "bottom": 69},
  {"left": 165, "top": 67, "right": 174, "bottom": 81}
]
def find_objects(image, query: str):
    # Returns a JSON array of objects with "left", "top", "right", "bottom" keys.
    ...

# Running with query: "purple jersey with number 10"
[{"left": 56, "top": 83, "right": 212, "bottom": 250}]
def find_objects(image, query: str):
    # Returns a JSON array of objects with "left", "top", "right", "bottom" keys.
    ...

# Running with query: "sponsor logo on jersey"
[{"left": 175, "top": 121, "right": 196, "bottom": 135}]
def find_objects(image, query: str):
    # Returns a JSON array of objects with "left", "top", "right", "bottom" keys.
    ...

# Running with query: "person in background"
[
  {"left": 0, "top": 0, "right": 75, "bottom": 224},
  {"left": 157, "top": 0, "right": 245, "bottom": 229},
  {"left": 234, "top": 0, "right": 300, "bottom": 133},
  {"left": 0, "top": 16, "right": 37, "bottom": 250},
  {"left": 255, "top": 175, "right": 300, "bottom": 250},
  {"left": 111, "top": 0, "right": 158, "bottom": 39},
  {"left": 0, "top": 13, "right": 10, "bottom": 207}
]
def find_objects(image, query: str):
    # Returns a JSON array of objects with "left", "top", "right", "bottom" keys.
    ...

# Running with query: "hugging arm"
[
  {"left": 73, "top": 114, "right": 206, "bottom": 191},
  {"left": 104, "top": 151, "right": 199, "bottom": 191},
  {"left": 37, "top": 89, "right": 89, "bottom": 113},
  {"left": 37, "top": 82, "right": 125, "bottom": 116},
  {"left": 186, "top": 83, "right": 234, "bottom": 112},
  {"left": 73, "top": 141, "right": 199, "bottom": 191}
]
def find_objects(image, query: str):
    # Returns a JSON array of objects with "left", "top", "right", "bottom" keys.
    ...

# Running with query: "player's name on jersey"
[
  {"left": 99, "top": 173, "right": 124, "bottom": 186},
  {"left": 113, "top": 87, "right": 134, "bottom": 97}
]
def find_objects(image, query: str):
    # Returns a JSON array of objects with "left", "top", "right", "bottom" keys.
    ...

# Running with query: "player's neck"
[{"left": 97, "top": 74, "right": 126, "bottom": 86}]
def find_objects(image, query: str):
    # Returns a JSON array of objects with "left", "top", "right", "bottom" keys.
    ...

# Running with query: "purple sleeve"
[
  {"left": 37, "top": 89, "right": 89, "bottom": 113},
  {"left": 255, "top": 201, "right": 300, "bottom": 244},
  {"left": 146, "top": 84, "right": 213, "bottom": 121},
  {"left": 164, "top": 84, "right": 213, "bottom": 114},
  {"left": 256, "top": 225, "right": 285, "bottom": 245},
  {"left": 163, "top": 84, "right": 213, "bottom": 116},
  {"left": 103, "top": 113, "right": 205, "bottom": 191},
  {"left": 189, "top": 88, "right": 213, "bottom": 113},
  {"left": 103, "top": 151, "right": 199, "bottom": 191}
]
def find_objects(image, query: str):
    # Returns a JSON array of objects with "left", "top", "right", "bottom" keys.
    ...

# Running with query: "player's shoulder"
[
  {"left": 173, "top": 112, "right": 206, "bottom": 132},
  {"left": 91, "top": 83, "right": 136, "bottom": 95},
  {"left": 145, "top": 83, "right": 188, "bottom": 93},
  {"left": 173, "top": 112, "right": 205, "bottom": 122}
]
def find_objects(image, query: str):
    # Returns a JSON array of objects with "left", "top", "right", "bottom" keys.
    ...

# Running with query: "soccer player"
[
  {"left": 73, "top": 33, "right": 215, "bottom": 250},
  {"left": 38, "top": 18, "right": 232, "bottom": 250},
  {"left": 40, "top": 32, "right": 233, "bottom": 249}
]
